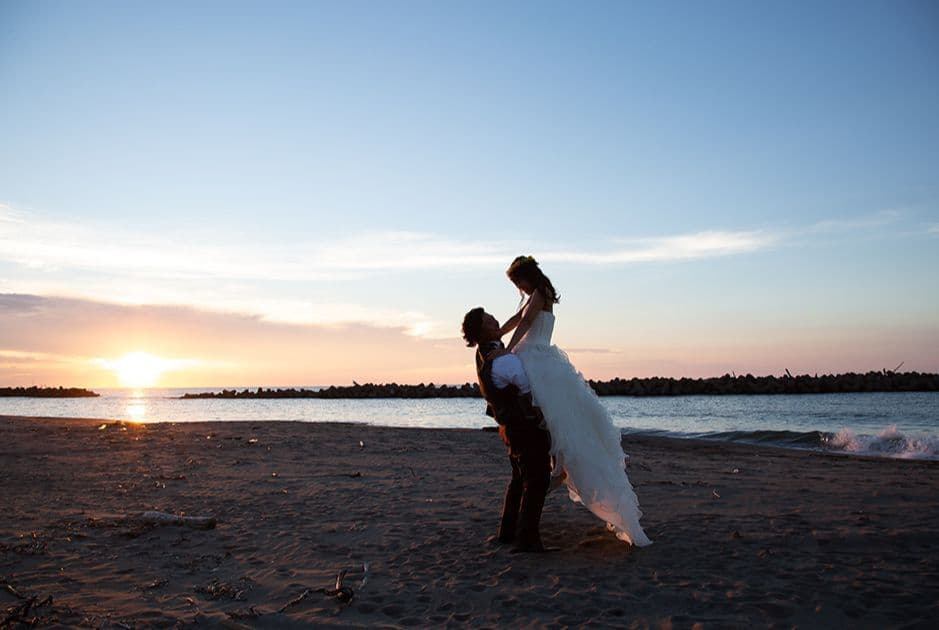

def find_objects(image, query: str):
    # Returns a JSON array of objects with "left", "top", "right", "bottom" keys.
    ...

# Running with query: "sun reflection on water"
[{"left": 126, "top": 390, "right": 148, "bottom": 422}]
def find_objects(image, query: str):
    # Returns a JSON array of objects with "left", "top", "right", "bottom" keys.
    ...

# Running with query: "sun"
[
  {"left": 93, "top": 351, "right": 200, "bottom": 388},
  {"left": 109, "top": 352, "right": 168, "bottom": 388}
]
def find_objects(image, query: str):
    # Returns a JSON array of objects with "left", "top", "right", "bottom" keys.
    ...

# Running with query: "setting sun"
[{"left": 102, "top": 352, "right": 169, "bottom": 388}]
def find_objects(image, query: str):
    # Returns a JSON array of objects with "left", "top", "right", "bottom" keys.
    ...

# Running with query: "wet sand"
[{"left": 1, "top": 415, "right": 937, "bottom": 628}]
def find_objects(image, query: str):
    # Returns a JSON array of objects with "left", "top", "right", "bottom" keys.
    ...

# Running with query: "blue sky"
[{"left": 1, "top": 1, "right": 937, "bottom": 386}]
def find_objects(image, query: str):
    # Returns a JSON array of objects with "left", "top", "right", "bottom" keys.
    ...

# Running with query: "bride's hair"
[
  {"left": 506, "top": 256, "right": 560, "bottom": 304},
  {"left": 461, "top": 307, "right": 485, "bottom": 347}
]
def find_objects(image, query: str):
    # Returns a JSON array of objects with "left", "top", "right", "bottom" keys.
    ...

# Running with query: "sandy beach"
[{"left": 1, "top": 415, "right": 937, "bottom": 628}]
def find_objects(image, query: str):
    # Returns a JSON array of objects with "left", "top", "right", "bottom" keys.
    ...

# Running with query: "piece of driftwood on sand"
[{"left": 91, "top": 511, "right": 216, "bottom": 530}]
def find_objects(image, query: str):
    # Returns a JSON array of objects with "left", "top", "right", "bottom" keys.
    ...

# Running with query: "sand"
[{"left": 1, "top": 415, "right": 937, "bottom": 628}]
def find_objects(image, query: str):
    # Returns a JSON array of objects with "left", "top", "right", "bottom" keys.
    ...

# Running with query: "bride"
[{"left": 499, "top": 255, "right": 652, "bottom": 547}]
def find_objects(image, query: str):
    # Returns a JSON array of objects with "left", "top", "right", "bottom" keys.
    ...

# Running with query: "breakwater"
[
  {"left": 589, "top": 370, "right": 939, "bottom": 396},
  {"left": 178, "top": 371, "right": 939, "bottom": 399},
  {"left": 1, "top": 386, "right": 100, "bottom": 398}
]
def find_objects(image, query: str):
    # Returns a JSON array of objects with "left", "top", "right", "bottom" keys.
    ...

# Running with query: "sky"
[{"left": 1, "top": 0, "right": 937, "bottom": 388}]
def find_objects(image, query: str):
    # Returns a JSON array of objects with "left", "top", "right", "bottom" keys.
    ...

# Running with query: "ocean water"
[{"left": 2, "top": 389, "right": 937, "bottom": 460}]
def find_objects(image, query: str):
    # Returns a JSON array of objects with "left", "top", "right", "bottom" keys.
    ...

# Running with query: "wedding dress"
[{"left": 515, "top": 310, "right": 652, "bottom": 546}]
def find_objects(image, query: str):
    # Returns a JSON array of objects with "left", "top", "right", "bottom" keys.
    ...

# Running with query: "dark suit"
[{"left": 476, "top": 341, "right": 552, "bottom": 549}]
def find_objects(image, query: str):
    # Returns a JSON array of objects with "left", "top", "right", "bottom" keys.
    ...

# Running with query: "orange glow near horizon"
[{"left": 3, "top": 294, "right": 934, "bottom": 389}]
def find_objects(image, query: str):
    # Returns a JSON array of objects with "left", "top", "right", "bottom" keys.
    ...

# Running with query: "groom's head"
[{"left": 462, "top": 307, "right": 499, "bottom": 347}]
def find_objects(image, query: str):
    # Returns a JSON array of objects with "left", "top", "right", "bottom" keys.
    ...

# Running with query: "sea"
[{"left": 2, "top": 388, "right": 938, "bottom": 461}]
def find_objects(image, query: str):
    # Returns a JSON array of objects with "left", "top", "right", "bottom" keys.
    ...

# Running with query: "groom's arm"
[{"left": 491, "top": 354, "right": 531, "bottom": 394}]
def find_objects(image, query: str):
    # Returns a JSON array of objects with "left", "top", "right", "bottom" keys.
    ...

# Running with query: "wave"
[
  {"left": 625, "top": 425, "right": 939, "bottom": 460},
  {"left": 823, "top": 425, "right": 939, "bottom": 460}
]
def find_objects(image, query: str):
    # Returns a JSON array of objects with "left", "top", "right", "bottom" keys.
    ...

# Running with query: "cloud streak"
[
  {"left": 0, "top": 204, "right": 788, "bottom": 336},
  {"left": 808, "top": 209, "right": 904, "bottom": 234},
  {"left": 0, "top": 204, "right": 910, "bottom": 337},
  {"left": 0, "top": 205, "right": 776, "bottom": 279},
  {"left": 544, "top": 230, "right": 777, "bottom": 264},
  {"left": 0, "top": 348, "right": 83, "bottom": 364}
]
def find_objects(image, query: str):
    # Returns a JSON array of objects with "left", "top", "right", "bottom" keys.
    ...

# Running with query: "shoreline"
[
  {"left": 3, "top": 414, "right": 938, "bottom": 463},
  {"left": 2, "top": 415, "right": 937, "bottom": 626}
]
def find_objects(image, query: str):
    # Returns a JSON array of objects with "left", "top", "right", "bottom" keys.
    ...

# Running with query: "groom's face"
[{"left": 481, "top": 312, "right": 500, "bottom": 338}]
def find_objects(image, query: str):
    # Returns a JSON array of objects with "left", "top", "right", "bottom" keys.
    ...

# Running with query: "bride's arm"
[
  {"left": 497, "top": 309, "right": 524, "bottom": 338},
  {"left": 505, "top": 289, "right": 546, "bottom": 352}
]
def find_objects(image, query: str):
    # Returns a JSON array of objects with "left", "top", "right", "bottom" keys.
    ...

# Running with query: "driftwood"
[
  {"left": 323, "top": 568, "right": 355, "bottom": 604},
  {"left": 279, "top": 567, "right": 362, "bottom": 613},
  {"left": 93, "top": 511, "right": 216, "bottom": 530},
  {"left": 134, "top": 511, "right": 216, "bottom": 529},
  {"left": 278, "top": 587, "right": 312, "bottom": 613},
  {"left": 1, "top": 582, "right": 25, "bottom": 600}
]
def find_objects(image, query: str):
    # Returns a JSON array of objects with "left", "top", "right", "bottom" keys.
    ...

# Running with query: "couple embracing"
[{"left": 462, "top": 256, "right": 651, "bottom": 552}]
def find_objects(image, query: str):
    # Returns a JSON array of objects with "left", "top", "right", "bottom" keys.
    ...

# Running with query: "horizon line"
[{"left": 6, "top": 367, "right": 935, "bottom": 392}]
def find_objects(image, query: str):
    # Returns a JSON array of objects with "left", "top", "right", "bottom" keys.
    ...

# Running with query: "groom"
[{"left": 462, "top": 307, "right": 553, "bottom": 553}]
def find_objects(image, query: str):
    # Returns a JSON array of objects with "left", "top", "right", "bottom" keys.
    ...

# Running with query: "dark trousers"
[{"left": 498, "top": 423, "right": 551, "bottom": 547}]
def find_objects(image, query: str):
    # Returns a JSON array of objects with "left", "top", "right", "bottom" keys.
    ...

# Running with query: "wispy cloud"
[
  {"left": 232, "top": 297, "right": 444, "bottom": 338},
  {"left": 0, "top": 205, "right": 785, "bottom": 337},
  {"left": 927, "top": 223, "right": 939, "bottom": 235},
  {"left": 0, "top": 203, "right": 910, "bottom": 337},
  {"left": 0, "top": 348, "right": 82, "bottom": 363},
  {"left": 808, "top": 209, "right": 903, "bottom": 234},
  {"left": 0, "top": 204, "right": 26, "bottom": 224},
  {"left": 544, "top": 230, "right": 776, "bottom": 264},
  {"left": 0, "top": 205, "right": 775, "bottom": 279},
  {"left": 310, "top": 232, "right": 508, "bottom": 272},
  {"left": 0, "top": 207, "right": 326, "bottom": 282}
]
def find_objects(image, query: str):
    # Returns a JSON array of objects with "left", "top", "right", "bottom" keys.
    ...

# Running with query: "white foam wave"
[{"left": 825, "top": 425, "right": 939, "bottom": 460}]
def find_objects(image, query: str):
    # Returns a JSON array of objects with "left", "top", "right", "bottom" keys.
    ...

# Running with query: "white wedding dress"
[{"left": 515, "top": 310, "right": 652, "bottom": 547}]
